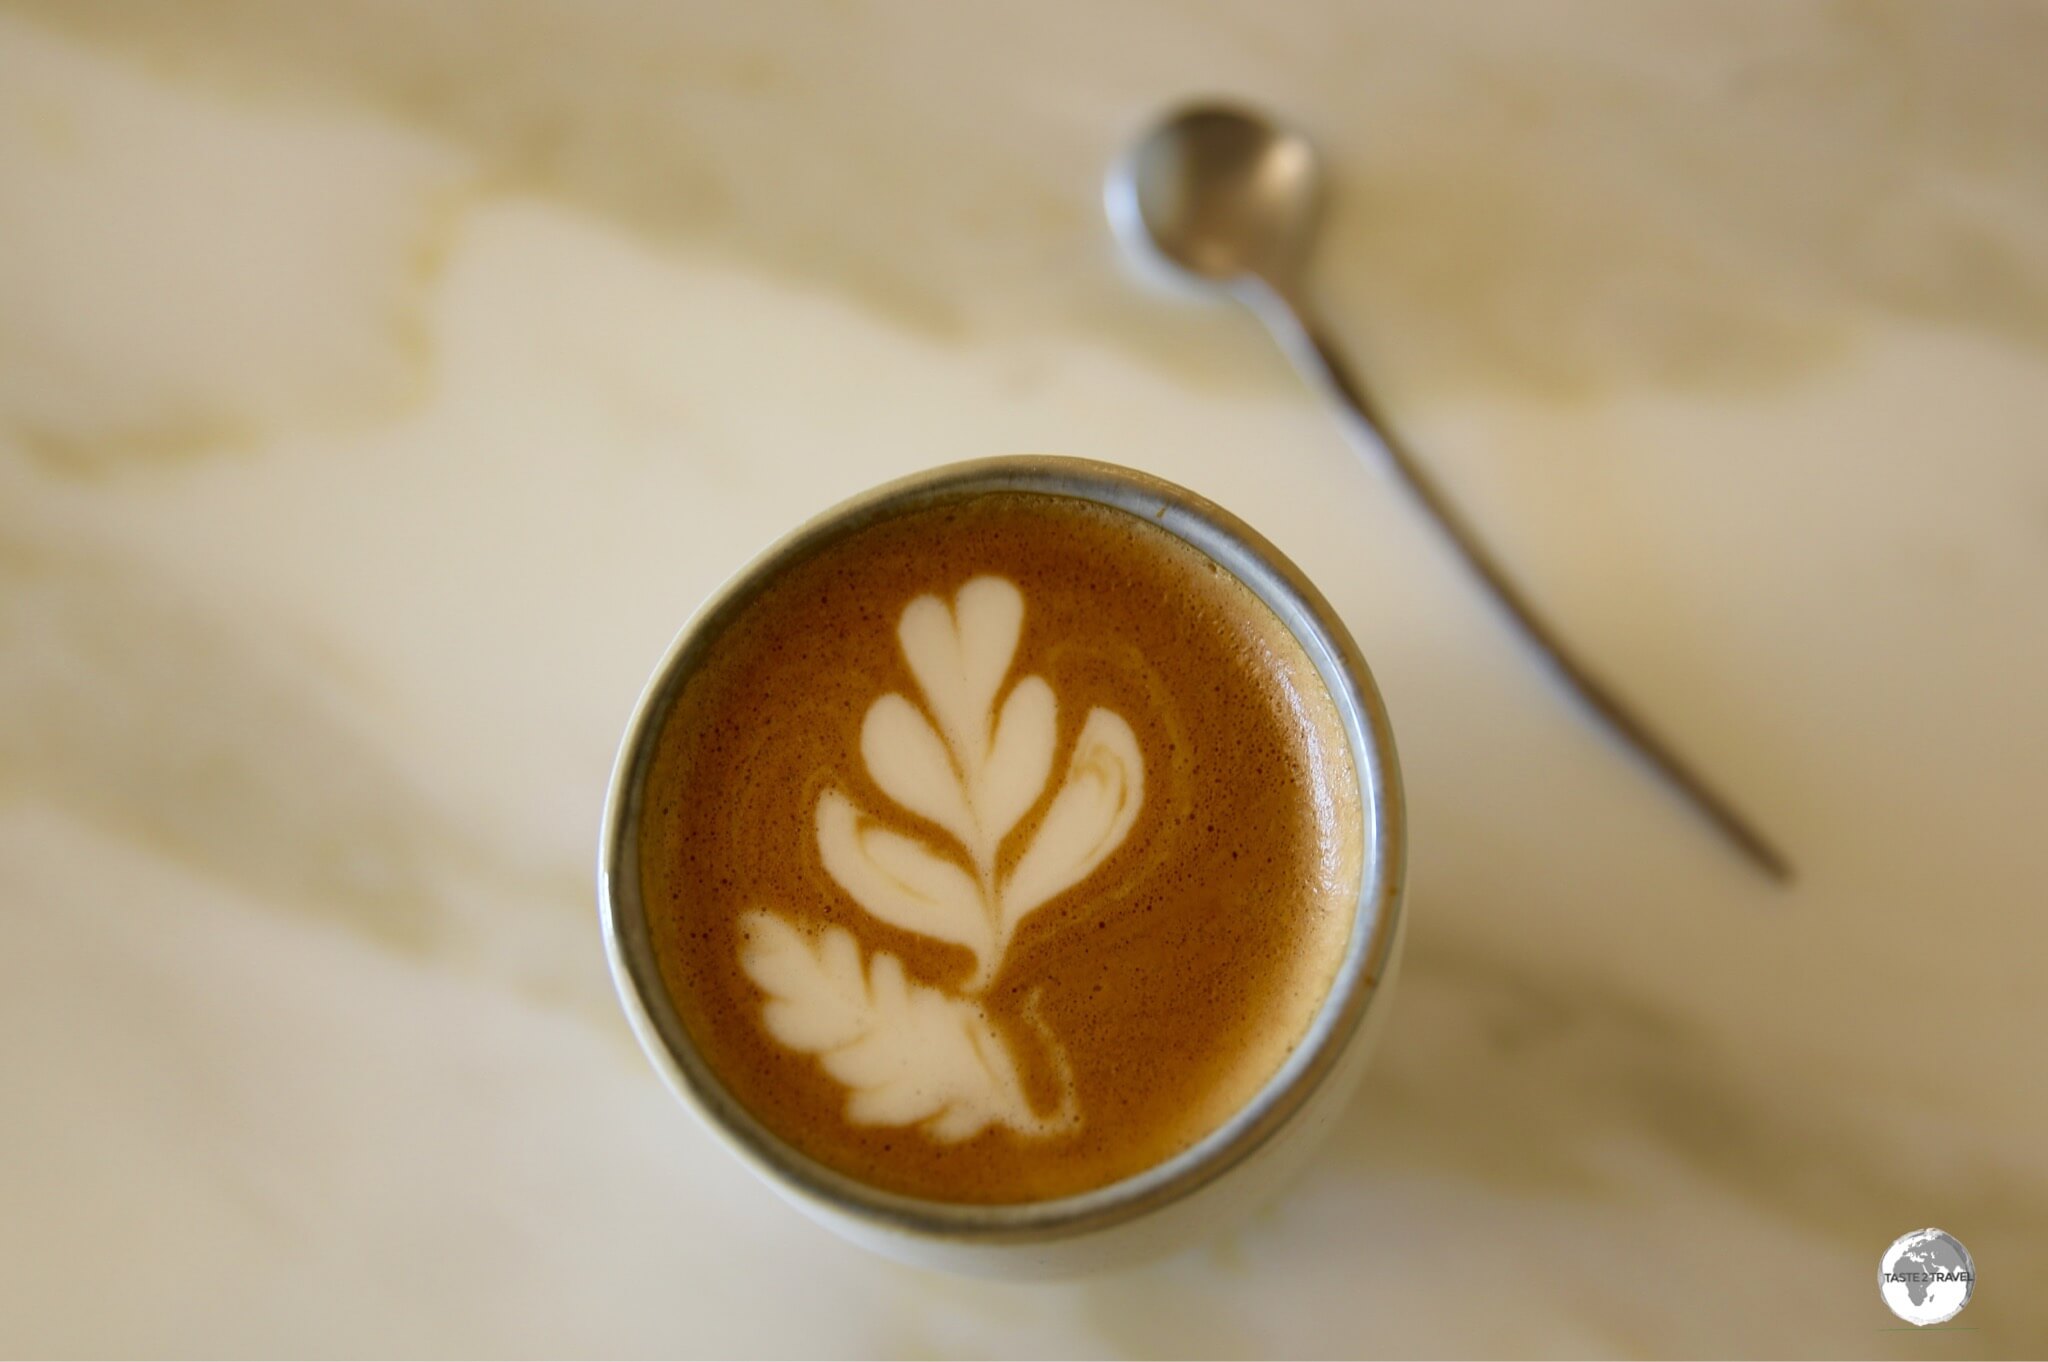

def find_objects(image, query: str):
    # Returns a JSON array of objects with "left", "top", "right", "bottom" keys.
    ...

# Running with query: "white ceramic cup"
[{"left": 601, "top": 456, "right": 1406, "bottom": 1278}]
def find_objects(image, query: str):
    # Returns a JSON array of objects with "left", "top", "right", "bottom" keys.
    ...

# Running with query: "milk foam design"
[{"left": 739, "top": 576, "right": 1144, "bottom": 1141}]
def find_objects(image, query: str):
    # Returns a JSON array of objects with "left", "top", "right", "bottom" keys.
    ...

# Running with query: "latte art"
[
  {"left": 641, "top": 492, "right": 1361, "bottom": 1203},
  {"left": 816, "top": 577, "right": 1143, "bottom": 994},
  {"left": 741, "top": 576, "right": 1142, "bottom": 1140}
]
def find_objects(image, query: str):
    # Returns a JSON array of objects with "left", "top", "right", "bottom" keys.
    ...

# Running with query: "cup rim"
[{"left": 600, "top": 455, "right": 1405, "bottom": 1245}]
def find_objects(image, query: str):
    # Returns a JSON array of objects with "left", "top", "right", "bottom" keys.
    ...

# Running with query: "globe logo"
[{"left": 1879, "top": 1228, "right": 1975, "bottom": 1326}]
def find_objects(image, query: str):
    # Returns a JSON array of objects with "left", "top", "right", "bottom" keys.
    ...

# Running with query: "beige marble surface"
[{"left": 3, "top": 3, "right": 2046, "bottom": 1355}]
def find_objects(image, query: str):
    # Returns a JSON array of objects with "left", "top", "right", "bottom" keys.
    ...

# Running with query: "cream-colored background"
[{"left": 3, "top": 2, "right": 2045, "bottom": 1355}]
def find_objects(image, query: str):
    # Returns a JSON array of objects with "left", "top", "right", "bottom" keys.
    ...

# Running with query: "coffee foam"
[{"left": 642, "top": 492, "right": 1362, "bottom": 1202}]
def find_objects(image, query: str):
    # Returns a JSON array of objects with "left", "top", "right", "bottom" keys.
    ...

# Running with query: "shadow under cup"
[{"left": 601, "top": 456, "right": 1406, "bottom": 1277}]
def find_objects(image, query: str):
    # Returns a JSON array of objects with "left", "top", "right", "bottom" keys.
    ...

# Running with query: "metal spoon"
[{"left": 1106, "top": 100, "right": 1790, "bottom": 881}]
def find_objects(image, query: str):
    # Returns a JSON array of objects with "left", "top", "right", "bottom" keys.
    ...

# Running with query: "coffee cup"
[{"left": 601, "top": 456, "right": 1405, "bottom": 1277}]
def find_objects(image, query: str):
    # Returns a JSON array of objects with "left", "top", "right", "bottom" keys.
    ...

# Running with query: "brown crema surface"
[{"left": 641, "top": 491, "right": 1361, "bottom": 1203}]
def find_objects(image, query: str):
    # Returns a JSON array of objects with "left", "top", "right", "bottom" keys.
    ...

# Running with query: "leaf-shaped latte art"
[
  {"left": 739, "top": 910, "right": 1077, "bottom": 1142},
  {"left": 860, "top": 694, "right": 978, "bottom": 854},
  {"left": 975, "top": 676, "right": 1057, "bottom": 854},
  {"left": 816, "top": 790, "right": 991, "bottom": 970},
  {"left": 747, "top": 575, "right": 1147, "bottom": 1141},
  {"left": 1000, "top": 707, "right": 1145, "bottom": 934},
  {"left": 897, "top": 576, "right": 1023, "bottom": 773}
]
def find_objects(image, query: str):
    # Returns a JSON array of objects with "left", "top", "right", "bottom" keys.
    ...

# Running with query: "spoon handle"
[{"left": 1250, "top": 288, "right": 1791, "bottom": 881}]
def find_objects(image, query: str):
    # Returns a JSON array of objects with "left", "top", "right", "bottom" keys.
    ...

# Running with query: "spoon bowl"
[{"left": 1106, "top": 102, "right": 1322, "bottom": 296}]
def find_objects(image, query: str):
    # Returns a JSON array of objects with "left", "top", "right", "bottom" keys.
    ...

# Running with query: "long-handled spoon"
[{"left": 1106, "top": 100, "right": 1789, "bottom": 880}]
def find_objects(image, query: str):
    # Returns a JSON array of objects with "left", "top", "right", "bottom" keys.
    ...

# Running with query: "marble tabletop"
[{"left": 3, "top": 3, "right": 2045, "bottom": 1355}]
